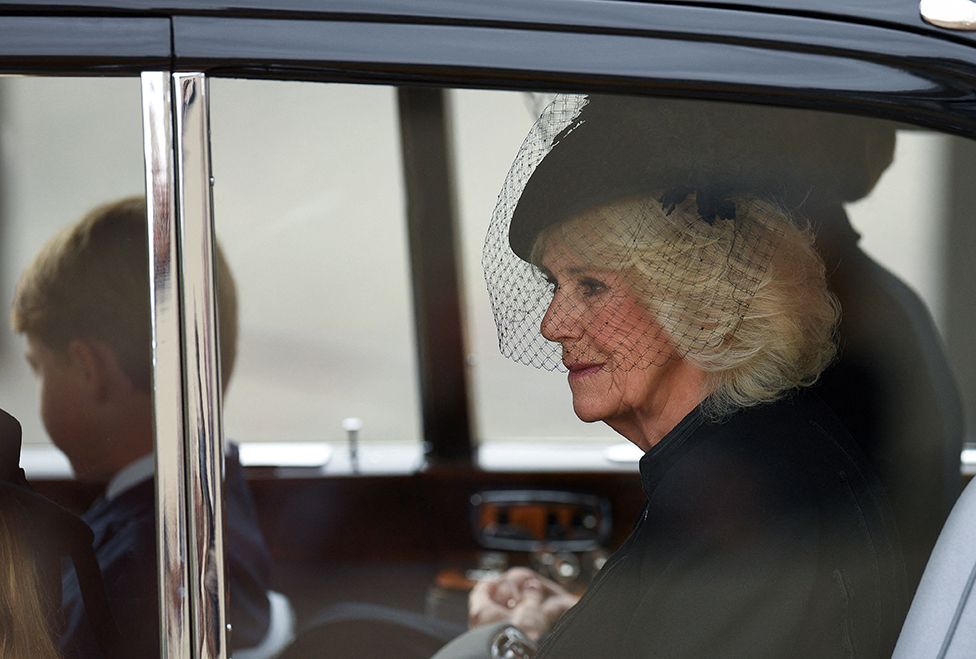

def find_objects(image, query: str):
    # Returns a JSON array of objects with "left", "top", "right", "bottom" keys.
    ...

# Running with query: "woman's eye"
[{"left": 579, "top": 277, "right": 607, "bottom": 296}]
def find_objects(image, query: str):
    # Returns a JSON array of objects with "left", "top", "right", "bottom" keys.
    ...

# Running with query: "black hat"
[{"left": 509, "top": 95, "right": 895, "bottom": 260}]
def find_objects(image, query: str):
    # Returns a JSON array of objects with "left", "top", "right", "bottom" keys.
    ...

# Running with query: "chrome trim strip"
[
  {"left": 173, "top": 72, "right": 228, "bottom": 659},
  {"left": 142, "top": 71, "right": 193, "bottom": 659},
  {"left": 920, "top": 0, "right": 976, "bottom": 30}
]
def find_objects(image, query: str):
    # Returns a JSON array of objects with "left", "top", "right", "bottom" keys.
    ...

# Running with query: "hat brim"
[{"left": 509, "top": 95, "right": 895, "bottom": 261}]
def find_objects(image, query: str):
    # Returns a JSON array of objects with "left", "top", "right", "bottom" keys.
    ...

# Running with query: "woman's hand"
[{"left": 468, "top": 567, "right": 580, "bottom": 641}]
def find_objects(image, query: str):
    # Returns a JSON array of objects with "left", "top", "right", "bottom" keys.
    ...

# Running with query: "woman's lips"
[{"left": 567, "top": 364, "right": 603, "bottom": 381}]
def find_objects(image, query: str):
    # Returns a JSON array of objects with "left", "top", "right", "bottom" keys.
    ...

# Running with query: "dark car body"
[{"left": 6, "top": 1, "right": 976, "bottom": 657}]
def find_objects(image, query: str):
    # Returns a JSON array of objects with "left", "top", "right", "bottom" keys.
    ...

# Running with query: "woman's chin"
[{"left": 572, "top": 400, "right": 607, "bottom": 423}]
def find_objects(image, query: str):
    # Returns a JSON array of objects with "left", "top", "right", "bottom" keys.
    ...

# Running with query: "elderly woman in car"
[{"left": 472, "top": 95, "right": 908, "bottom": 658}]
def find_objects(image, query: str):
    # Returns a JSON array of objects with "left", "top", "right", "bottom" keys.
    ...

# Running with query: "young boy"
[{"left": 12, "top": 196, "right": 271, "bottom": 657}]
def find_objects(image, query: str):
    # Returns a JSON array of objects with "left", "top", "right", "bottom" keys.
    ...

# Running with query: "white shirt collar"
[{"left": 105, "top": 453, "right": 154, "bottom": 501}]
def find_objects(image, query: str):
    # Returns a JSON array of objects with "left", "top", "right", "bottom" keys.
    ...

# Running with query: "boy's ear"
[{"left": 65, "top": 339, "right": 123, "bottom": 402}]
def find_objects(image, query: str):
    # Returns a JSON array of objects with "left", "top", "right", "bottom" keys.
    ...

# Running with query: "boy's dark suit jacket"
[{"left": 59, "top": 445, "right": 271, "bottom": 658}]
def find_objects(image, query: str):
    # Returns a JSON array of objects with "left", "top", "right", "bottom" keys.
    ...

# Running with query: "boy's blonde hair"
[{"left": 11, "top": 196, "right": 238, "bottom": 392}]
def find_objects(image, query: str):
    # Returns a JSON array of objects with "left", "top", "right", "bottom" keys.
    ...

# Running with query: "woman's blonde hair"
[
  {"left": 0, "top": 502, "right": 60, "bottom": 659},
  {"left": 534, "top": 193, "right": 839, "bottom": 417}
]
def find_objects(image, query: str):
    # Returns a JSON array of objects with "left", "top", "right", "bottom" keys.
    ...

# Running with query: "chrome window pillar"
[{"left": 141, "top": 71, "right": 228, "bottom": 659}]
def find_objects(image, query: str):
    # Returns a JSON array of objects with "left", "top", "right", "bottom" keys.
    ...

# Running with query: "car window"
[
  {"left": 0, "top": 76, "right": 144, "bottom": 453},
  {"left": 203, "top": 85, "right": 975, "bottom": 655},
  {"left": 209, "top": 79, "right": 423, "bottom": 463},
  {"left": 3, "top": 70, "right": 974, "bottom": 659},
  {"left": 453, "top": 88, "right": 973, "bottom": 458},
  {"left": 0, "top": 74, "right": 167, "bottom": 658}
]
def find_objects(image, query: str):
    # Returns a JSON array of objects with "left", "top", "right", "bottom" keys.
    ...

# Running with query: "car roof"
[
  {"left": 0, "top": 0, "right": 961, "bottom": 36},
  {"left": 2, "top": 0, "right": 976, "bottom": 137}
]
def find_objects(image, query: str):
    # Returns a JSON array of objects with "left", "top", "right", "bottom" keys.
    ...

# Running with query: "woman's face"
[{"left": 538, "top": 233, "right": 690, "bottom": 439}]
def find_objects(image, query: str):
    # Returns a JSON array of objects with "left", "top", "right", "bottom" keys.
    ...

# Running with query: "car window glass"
[
  {"left": 210, "top": 79, "right": 423, "bottom": 462},
  {"left": 0, "top": 77, "right": 144, "bottom": 453},
  {"left": 452, "top": 89, "right": 974, "bottom": 460},
  {"left": 452, "top": 90, "right": 974, "bottom": 603},
  {"left": 0, "top": 75, "right": 164, "bottom": 658}
]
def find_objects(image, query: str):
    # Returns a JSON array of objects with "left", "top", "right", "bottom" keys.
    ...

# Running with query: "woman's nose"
[{"left": 541, "top": 292, "right": 580, "bottom": 342}]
